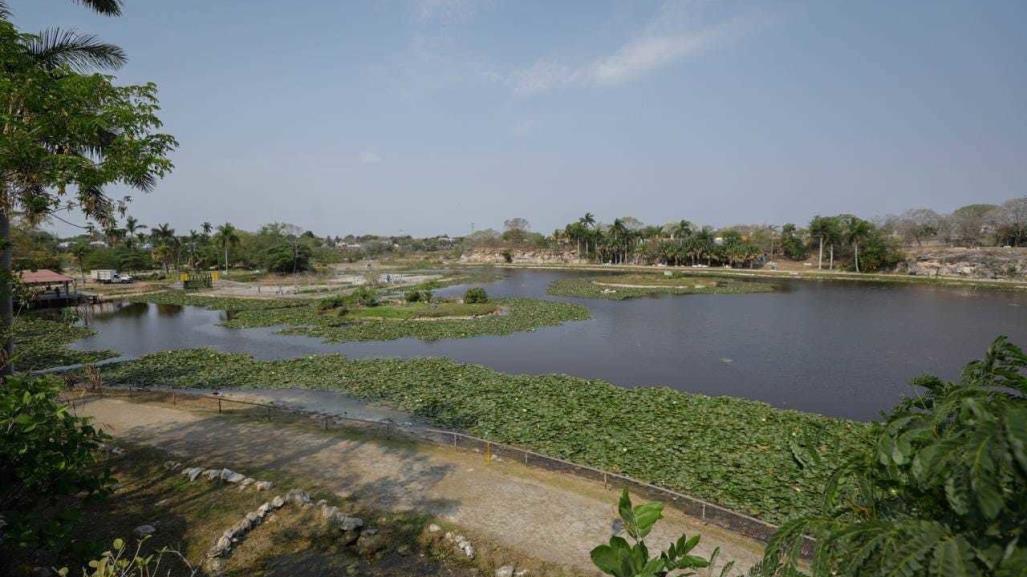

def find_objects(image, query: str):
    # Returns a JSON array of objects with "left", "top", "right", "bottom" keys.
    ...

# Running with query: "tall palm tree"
[
  {"left": 809, "top": 216, "right": 829, "bottom": 270},
  {"left": 124, "top": 215, "right": 145, "bottom": 248},
  {"left": 843, "top": 215, "right": 872, "bottom": 273},
  {"left": 214, "top": 222, "right": 240, "bottom": 273}
]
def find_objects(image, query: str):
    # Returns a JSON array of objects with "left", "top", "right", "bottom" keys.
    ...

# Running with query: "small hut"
[{"left": 18, "top": 269, "right": 80, "bottom": 308}]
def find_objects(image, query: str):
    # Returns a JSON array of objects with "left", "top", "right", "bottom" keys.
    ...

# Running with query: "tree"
[
  {"left": 780, "top": 223, "right": 808, "bottom": 260},
  {"left": 214, "top": 222, "right": 240, "bottom": 273},
  {"left": 989, "top": 197, "right": 1027, "bottom": 247},
  {"left": 123, "top": 216, "right": 145, "bottom": 249},
  {"left": 808, "top": 216, "right": 831, "bottom": 270},
  {"left": 0, "top": 5, "right": 176, "bottom": 374},
  {"left": 895, "top": 208, "right": 942, "bottom": 247},
  {"left": 70, "top": 240, "right": 90, "bottom": 281},
  {"left": 947, "top": 204, "right": 996, "bottom": 247},
  {"left": 842, "top": 215, "right": 872, "bottom": 273},
  {"left": 502, "top": 217, "right": 531, "bottom": 244},
  {"left": 760, "top": 336, "right": 1027, "bottom": 577}
]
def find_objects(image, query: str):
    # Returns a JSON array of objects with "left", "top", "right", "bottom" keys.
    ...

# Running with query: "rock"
[
  {"left": 329, "top": 513, "right": 364, "bottom": 532},
  {"left": 220, "top": 469, "right": 246, "bottom": 483},
  {"left": 245, "top": 512, "right": 260, "bottom": 525},
  {"left": 427, "top": 523, "right": 441, "bottom": 533},
  {"left": 286, "top": 489, "right": 311, "bottom": 506},
  {"left": 163, "top": 460, "right": 181, "bottom": 471},
  {"left": 270, "top": 495, "right": 286, "bottom": 509},
  {"left": 321, "top": 505, "right": 339, "bottom": 519},
  {"left": 133, "top": 524, "right": 156, "bottom": 538},
  {"left": 238, "top": 477, "right": 255, "bottom": 489},
  {"left": 496, "top": 565, "right": 515, "bottom": 577},
  {"left": 202, "top": 469, "right": 223, "bottom": 481},
  {"left": 256, "top": 503, "right": 271, "bottom": 518},
  {"left": 209, "top": 535, "right": 232, "bottom": 557},
  {"left": 254, "top": 480, "right": 273, "bottom": 491},
  {"left": 356, "top": 531, "right": 385, "bottom": 554},
  {"left": 515, "top": 570, "right": 530, "bottom": 577},
  {"left": 182, "top": 467, "right": 203, "bottom": 481}
]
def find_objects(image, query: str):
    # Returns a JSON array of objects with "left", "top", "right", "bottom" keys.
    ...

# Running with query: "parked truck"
[{"left": 90, "top": 269, "right": 134, "bottom": 284}]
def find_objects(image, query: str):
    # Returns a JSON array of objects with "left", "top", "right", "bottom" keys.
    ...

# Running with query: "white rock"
[
  {"left": 496, "top": 565, "right": 515, "bottom": 577},
  {"left": 220, "top": 469, "right": 246, "bottom": 483},
  {"left": 254, "top": 480, "right": 273, "bottom": 491},
  {"left": 163, "top": 460, "right": 181, "bottom": 471},
  {"left": 239, "top": 477, "right": 255, "bottom": 489},
  {"left": 427, "top": 523, "right": 441, "bottom": 533},
  {"left": 132, "top": 524, "right": 156, "bottom": 538},
  {"left": 202, "top": 469, "right": 222, "bottom": 481},
  {"left": 270, "top": 495, "right": 286, "bottom": 509},
  {"left": 256, "top": 503, "right": 271, "bottom": 517},
  {"left": 182, "top": 467, "right": 203, "bottom": 481}
]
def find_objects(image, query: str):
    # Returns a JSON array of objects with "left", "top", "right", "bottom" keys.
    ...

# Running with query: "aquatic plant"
[
  {"left": 95, "top": 348, "right": 868, "bottom": 524},
  {"left": 547, "top": 275, "right": 776, "bottom": 300},
  {"left": 11, "top": 316, "right": 117, "bottom": 371}
]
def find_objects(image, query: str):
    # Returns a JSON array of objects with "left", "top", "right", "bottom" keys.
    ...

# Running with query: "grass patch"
[
  {"left": 547, "top": 274, "right": 776, "bottom": 300},
  {"left": 12, "top": 315, "right": 117, "bottom": 371},
  {"left": 96, "top": 349, "right": 870, "bottom": 525},
  {"left": 347, "top": 302, "right": 500, "bottom": 320}
]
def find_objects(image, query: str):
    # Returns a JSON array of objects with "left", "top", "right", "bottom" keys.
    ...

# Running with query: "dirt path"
[{"left": 77, "top": 397, "right": 764, "bottom": 575}]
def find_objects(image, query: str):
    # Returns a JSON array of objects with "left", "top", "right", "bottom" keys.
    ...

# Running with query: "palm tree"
[
  {"left": 809, "top": 216, "right": 829, "bottom": 270},
  {"left": 579, "top": 213, "right": 596, "bottom": 258},
  {"left": 70, "top": 240, "right": 90, "bottom": 282},
  {"left": 843, "top": 215, "right": 872, "bottom": 273},
  {"left": 124, "top": 216, "right": 145, "bottom": 248},
  {"left": 214, "top": 222, "right": 240, "bottom": 273}
]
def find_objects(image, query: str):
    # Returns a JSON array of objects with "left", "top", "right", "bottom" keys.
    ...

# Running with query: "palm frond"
[
  {"left": 0, "top": 1, "right": 10, "bottom": 20},
  {"left": 26, "top": 28, "right": 126, "bottom": 72},
  {"left": 72, "top": 0, "right": 122, "bottom": 16}
]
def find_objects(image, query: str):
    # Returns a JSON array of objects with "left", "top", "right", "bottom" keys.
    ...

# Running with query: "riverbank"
[
  {"left": 487, "top": 262, "right": 1027, "bottom": 291},
  {"left": 91, "top": 348, "right": 871, "bottom": 525}
]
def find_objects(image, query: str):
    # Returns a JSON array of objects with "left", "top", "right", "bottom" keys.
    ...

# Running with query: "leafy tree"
[
  {"left": 841, "top": 215, "right": 872, "bottom": 273},
  {"left": 780, "top": 224, "right": 808, "bottom": 260},
  {"left": 591, "top": 489, "right": 732, "bottom": 577},
  {"left": 0, "top": 375, "right": 112, "bottom": 556},
  {"left": 760, "top": 336, "right": 1027, "bottom": 577},
  {"left": 1, "top": 3, "right": 176, "bottom": 374},
  {"left": 464, "top": 287, "right": 488, "bottom": 303},
  {"left": 947, "top": 204, "right": 997, "bottom": 247}
]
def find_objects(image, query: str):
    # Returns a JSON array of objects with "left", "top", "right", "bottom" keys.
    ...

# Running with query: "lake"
[{"left": 71, "top": 269, "right": 1027, "bottom": 420}]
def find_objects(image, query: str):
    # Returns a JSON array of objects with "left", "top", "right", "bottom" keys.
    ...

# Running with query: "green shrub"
[
  {"left": 352, "top": 286, "right": 379, "bottom": 307},
  {"left": 0, "top": 375, "right": 112, "bottom": 551},
  {"left": 59, "top": 537, "right": 196, "bottom": 577},
  {"left": 464, "top": 287, "right": 488, "bottom": 304},
  {"left": 404, "top": 289, "right": 422, "bottom": 303},
  {"left": 317, "top": 295, "right": 347, "bottom": 311}
]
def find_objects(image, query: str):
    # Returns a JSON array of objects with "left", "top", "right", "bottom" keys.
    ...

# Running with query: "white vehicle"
[{"left": 90, "top": 269, "right": 134, "bottom": 284}]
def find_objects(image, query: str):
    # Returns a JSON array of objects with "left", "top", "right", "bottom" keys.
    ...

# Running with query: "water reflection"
[{"left": 70, "top": 270, "right": 1027, "bottom": 421}]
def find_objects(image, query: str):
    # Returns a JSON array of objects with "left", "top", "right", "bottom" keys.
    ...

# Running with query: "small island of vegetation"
[{"left": 548, "top": 273, "right": 776, "bottom": 300}]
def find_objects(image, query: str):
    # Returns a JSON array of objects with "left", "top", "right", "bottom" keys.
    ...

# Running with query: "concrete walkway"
[{"left": 77, "top": 396, "right": 764, "bottom": 575}]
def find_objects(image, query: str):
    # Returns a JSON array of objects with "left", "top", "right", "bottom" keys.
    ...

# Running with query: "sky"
[{"left": 15, "top": 0, "right": 1027, "bottom": 237}]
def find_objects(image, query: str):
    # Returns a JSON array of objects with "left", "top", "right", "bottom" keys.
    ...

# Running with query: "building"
[{"left": 18, "top": 269, "right": 82, "bottom": 308}]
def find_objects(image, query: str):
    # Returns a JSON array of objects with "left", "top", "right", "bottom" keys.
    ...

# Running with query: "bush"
[
  {"left": 0, "top": 375, "right": 112, "bottom": 552},
  {"left": 351, "top": 286, "right": 379, "bottom": 307},
  {"left": 405, "top": 289, "right": 433, "bottom": 303},
  {"left": 59, "top": 537, "right": 196, "bottom": 577},
  {"left": 464, "top": 287, "right": 488, "bottom": 304},
  {"left": 317, "top": 295, "right": 347, "bottom": 311}
]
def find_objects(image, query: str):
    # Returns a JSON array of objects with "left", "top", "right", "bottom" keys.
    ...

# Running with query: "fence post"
[
  {"left": 172, "top": 391, "right": 176, "bottom": 405},
  {"left": 218, "top": 398, "right": 222, "bottom": 414},
  {"left": 604, "top": 471, "right": 608, "bottom": 490},
  {"left": 266, "top": 406, "right": 271, "bottom": 421}
]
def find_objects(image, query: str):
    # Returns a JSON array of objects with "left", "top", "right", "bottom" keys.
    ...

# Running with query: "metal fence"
[{"left": 70, "top": 386, "right": 814, "bottom": 555}]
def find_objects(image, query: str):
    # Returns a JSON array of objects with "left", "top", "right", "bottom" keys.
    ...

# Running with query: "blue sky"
[{"left": 16, "top": 0, "right": 1027, "bottom": 237}]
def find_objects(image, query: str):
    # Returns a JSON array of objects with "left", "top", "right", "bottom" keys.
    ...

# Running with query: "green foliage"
[
  {"left": 780, "top": 224, "right": 808, "bottom": 261},
  {"left": 464, "top": 287, "right": 488, "bottom": 303},
  {"left": 352, "top": 286, "right": 379, "bottom": 307},
  {"left": 317, "top": 295, "right": 347, "bottom": 311},
  {"left": 10, "top": 315, "right": 116, "bottom": 371},
  {"left": 591, "top": 489, "right": 731, "bottom": 577},
  {"left": 96, "top": 347, "right": 866, "bottom": 523},
  {"left": 0, "top": 375, "right": 112, "bottom": 551},
  {"left": 760, "top": 336, "right": 1027, "bottom": 577},
  {"left": 59, "top": 537, "right": 196, "bottom": 577},
  {"left": 265, "top": 241, "right": 312, "bottom": 274},
  {"left": 405, "top": 289, "right": 433, "bottom": 303}
]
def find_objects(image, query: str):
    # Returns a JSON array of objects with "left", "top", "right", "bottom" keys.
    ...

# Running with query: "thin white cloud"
[
  {"left": 359, "top": 150, "right": 382, "bottom": 164},
  {"left": 414, "top": 0, "right": 486, "bottom": 25},
  {"left": 509, "top": 2, "right": 759, "bottom": 96}
]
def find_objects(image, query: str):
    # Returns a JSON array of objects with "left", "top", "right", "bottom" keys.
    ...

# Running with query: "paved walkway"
[{"left": 77, "top": 396, "right": 764, "bottom": 575}]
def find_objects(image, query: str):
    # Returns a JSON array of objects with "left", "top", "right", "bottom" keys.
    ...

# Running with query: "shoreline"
[{"left": 476, "top": 262, "right": 1027, "bottom": 291}]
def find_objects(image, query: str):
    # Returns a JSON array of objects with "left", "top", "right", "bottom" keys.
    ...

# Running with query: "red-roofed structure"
[{"left": 19, "top": 269, "right": 75, "bottom": 285}]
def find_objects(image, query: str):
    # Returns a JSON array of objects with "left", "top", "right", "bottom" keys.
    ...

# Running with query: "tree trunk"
[
  {"left": 854, "top": 242, "right": 860, "bottom": 273},
  {"left": 818, "top": 237, "right": 823, "bottom": 270},
  {"left": 224, "top": 245, "right": 229, "bottom": 274},
  {"left": 829, "top": 245, "right": 834, "bottom": 270},
  {"left": 1, "top": 209, "right": 13, "bottom": 376}
]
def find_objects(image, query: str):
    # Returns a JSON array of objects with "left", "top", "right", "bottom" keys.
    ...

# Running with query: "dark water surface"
[{"left": 71, "top": 270, "right": 1027, "bottom": 421}]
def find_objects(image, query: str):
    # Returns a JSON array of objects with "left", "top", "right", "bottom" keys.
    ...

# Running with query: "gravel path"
[{"left": 77, "top": 396, "right": 764, "bottom": 575}]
